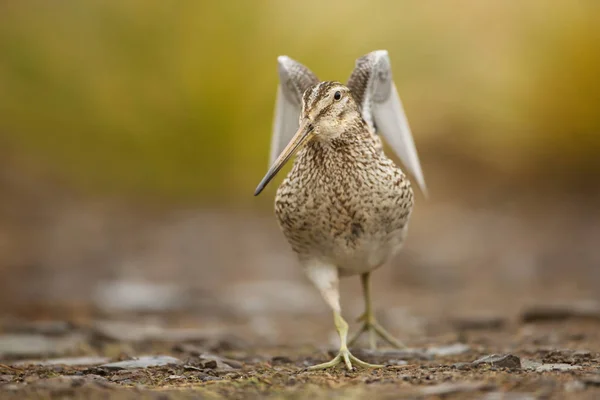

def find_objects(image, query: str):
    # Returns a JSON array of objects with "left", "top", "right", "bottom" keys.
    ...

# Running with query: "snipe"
[{"left": 254, "top": 50, "right": 427, "bottom": 370}]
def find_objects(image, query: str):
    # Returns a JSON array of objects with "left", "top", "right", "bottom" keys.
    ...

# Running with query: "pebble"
[
  {"left": 472, "top": 354, "right": 522, "bottom": 369},
  {"left": 582, "top": 375, "right": 600, "bottom": 387},
  {"left": 0, "top": 320, "right": 73, "bottom": 336},
  {"left": 452, "top": 362, "right": 473, "bottom": 371},
  {"left": 420, "top": 381, "right": 495, "bottom": 396},
  {"left": 358, "top": 348, "right": 432, "bottom": 361},
  {"left": 93, "top": 281, "right": 185, "bottom": 313},
  {"left": 426, "top": 343, "right": 470, "bottom": 357},
  {"left": 521, "top": 301, "right": 600, "bottom": 323},
  {"left": 521, "top": 359, "right": 543, "bottom": 370},
  {"left": 0, "top": 333, "right": 85, "bottom": 358},
  {"left": 542, "top": 349, "right": 592, "bottom": 364},
  {"left": 482, "top": 393, "right": 536, "bottom": 400},
  {"left": 451, "top": 315, "right": 506, "bottom": 331},
  {"left": 16, "top": 375, "right": 114, "bottom": 391},
  {"left": 522, "top": 358, "right": 582, "bottom": 372},
  {"left": 192, "top": 353, "right": 242, "bottom": 370},
  {"left": 535, "top": 363, "right": 581, "bottom": 372},
  {"left": 91, "top": 321, "right": 164, "bottom": 342},
  {"left": 12, "top": 356, "right": 110, "bottom": 367},
  {"left": 271, "top": 355, "right": 293, "bottom": 365},
  {"left": 100, "top": 356, "right": 182, "bottom": 370}
]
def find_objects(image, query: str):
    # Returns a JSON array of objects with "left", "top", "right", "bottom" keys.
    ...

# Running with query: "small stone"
[
  {"left": 0, "top": 320, "right": 73, "bottom": 336},
  {"left": 203, "top": 360, "right": 218, "bottom": 369},
  {"left": 183, "top": 365, "right": 203, "bottom": 371},
  {"left": 420, "top": 381, "right": 494, "bottom": 396},
  {"left": 481, "top": 393, "right": 536, "bottom": 400},
  {"left": 0, "top": 334, "right": 85, "bottom": 359},
  {"left": 187, "top": 370, "right": 217, "bottom": 382},
  {"left": 472, "top": 354, "right": 521, "bottom": 369},
  {"left": 453, "top": 362, "right": 473, "bottom": 371},
  {"left": 426, "top": 343, "right": 470, "bottom": 357},
  {"left": 26, "top": 375, "right": 113, "bottom": 391},
  {"left": 271, "top": 356, "right": 292, "bottom": 365},
  {"left": 109, "top": 372, "right": 136, "bottom": 383},
  {"left": 196, "top": 353, "right": 241, "bottom": 369},
  {"left": 12, "top": 356, "right": 110, "bottom": 367},
  {"left": 521, "top": 301, "right": 600, "bottom": 323},
  {"left": 521, "top": 359, "right": 543, "bottom": 370},
  {"left": 452, "top": 315, "right": 506, "bottom": 331},
  {"left": 535, "top": 363, "right": 581, "bottom": 372},
  {"left": 387, "top": 359, "right": 408, "bottom": 366},
  {"left": 100, "top": 355, "right": 182, "bottom": 370},
  {"left": 0, "top": 374, "right": 13, "bottom": 382},
  {"left": 573, "top": 350, "right": 592, "bottom": 358},
  {"left": 91, "top": 321, "right": 164, "bottom": 342},
  {"left": 93, "top": 281, "right": 185, "bottom": 313},
  {"left": 86, "top": 374, "right": 114, "bottom": 388},
  {"left": 359, "top": 348, "right": 432, "bottom": 361},
  {"left": 542, "top": 349, "right": 593, "bottom": 364},
  {"left": 582, "top": 375, "right": 600, "bottom": 387}
]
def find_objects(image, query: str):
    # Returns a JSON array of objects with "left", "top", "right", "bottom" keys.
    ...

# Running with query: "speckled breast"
[{"left": 274, "top": 143, "right": 414, "bottom": 275}]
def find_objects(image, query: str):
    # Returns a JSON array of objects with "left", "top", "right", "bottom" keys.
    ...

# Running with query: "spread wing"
[
  {"left": 347, "top": 50, "right": 427, "bottom": 196},
  {"left": 269, "top": 56, "right": 319, "bottom": 165}
]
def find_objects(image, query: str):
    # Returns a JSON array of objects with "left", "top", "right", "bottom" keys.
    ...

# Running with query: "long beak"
[{"left": 254, "top": 119, "right": 314, "bottom": 196}]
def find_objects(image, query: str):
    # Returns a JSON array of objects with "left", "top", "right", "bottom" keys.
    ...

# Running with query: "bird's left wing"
[
  {"left": 270, "top": 56, "right": 320, "bottom": 166},
  {"left": 347, "top": 50, "right": 427, "bottom": 196}
]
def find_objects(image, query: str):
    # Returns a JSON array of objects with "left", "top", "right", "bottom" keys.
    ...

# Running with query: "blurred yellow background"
[
  {"left": 0, "top": 1, "right": 598, "bottom": 322},
  {"left": 1, "top": 1, "right": 598, "bottom": 204}
]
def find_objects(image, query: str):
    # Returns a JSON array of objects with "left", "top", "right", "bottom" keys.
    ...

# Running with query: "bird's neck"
[{"left": 303, "top": 122, "right": 381, "bottom": 162}]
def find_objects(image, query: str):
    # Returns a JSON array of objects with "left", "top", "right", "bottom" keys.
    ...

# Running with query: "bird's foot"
[
  {"left": 307, "top": 347, "right": 383, "bottom": 371},
  {"left": 348, "top": 313, "right": 406, "bottom": 350}
]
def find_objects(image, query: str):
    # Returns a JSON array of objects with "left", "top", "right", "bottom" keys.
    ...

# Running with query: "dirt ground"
[
  {"left": 1, "top": 192, "right": 599, "bottom": 399},
  {"left": 1, "top": 299, "right": 599, "bottom": 399}
]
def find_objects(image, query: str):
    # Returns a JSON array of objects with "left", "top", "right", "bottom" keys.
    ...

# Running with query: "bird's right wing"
[{"left": 270, "top": 56, "right": 319, "bottom": 166}]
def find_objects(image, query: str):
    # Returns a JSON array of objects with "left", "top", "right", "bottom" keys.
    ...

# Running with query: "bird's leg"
[
  {"left": 348, "top": 272, "right": 406, "bottom": 350},
  {"left": 308, "top": 311, "right": 382, "bottom": 371},
  {"left": 305, "top": 262, "right": 383, "bottom": 371}
]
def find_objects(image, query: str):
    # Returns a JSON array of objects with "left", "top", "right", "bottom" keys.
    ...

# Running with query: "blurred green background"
[
  {"left": 1, "top": 1, "right": 598, "bottom": 205},
  {"left": 0, "top": 0, "right": 599, "bottom": 334}
]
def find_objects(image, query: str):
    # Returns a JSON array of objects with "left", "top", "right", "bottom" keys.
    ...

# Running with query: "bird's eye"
[{"left": 333, "top": 91, "right": 341, "bottom": 101}]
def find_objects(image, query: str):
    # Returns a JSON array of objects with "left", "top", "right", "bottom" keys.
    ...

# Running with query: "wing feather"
[
  {"left": 269, "top": 56, "right": 319, "bottom": 166},
  {"left": 347, "top": 50, "right": 427, "bottom": 196}
]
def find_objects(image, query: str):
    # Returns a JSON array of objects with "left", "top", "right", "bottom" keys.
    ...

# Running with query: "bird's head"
[
  {"left": 254, "top": 81, "right": 360, "bottom": 196},
  {"left": 300, "top": 81, "right": 361, "bottom": 140}
]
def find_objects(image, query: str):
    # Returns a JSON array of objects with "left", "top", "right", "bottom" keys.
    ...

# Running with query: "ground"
[
  {"left": 1, "top": 302, "right": 599, "bottom": 399},
  {"left": 1, "top": 198, "right": 599, "bottom": 399}
]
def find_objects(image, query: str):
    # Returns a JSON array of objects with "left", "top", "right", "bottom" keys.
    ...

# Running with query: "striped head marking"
[{"left": 301, "top": 81, "right": 361, "bottom": 140}]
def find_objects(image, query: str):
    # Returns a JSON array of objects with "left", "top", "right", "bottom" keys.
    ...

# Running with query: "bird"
[{"left": 254, "top": 50, "right": 427, "bottom": 371}]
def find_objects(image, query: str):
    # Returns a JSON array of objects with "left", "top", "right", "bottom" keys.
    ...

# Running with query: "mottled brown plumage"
[
  {"left": 255, "top": 51, "right": 425, "bottom": 371},
  {"left": 275, "top": 86, "right": 413, "bottom": 275}
]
